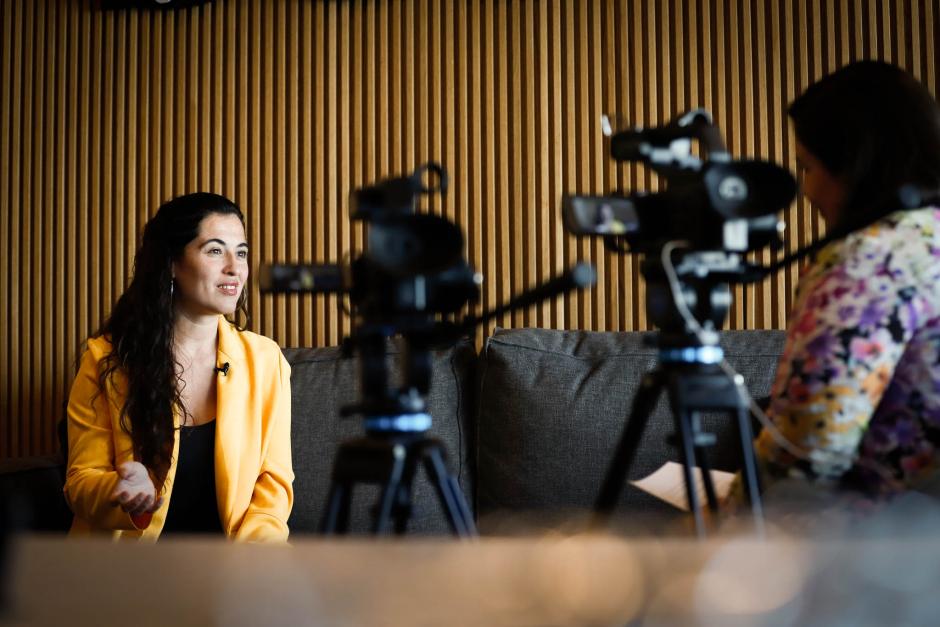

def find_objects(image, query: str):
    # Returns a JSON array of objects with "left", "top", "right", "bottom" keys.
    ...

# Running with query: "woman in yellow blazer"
[{"left": 64, "top": 193, "right": 293, "bottom": 542}]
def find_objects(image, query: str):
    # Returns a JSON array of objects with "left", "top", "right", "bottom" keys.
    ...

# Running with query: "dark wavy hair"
[
  {"left": 788, "top": 60, "right": 940, "bottom": 232},
  {"left": 94, "top": 192, "right": 248, "bottom": 485}
]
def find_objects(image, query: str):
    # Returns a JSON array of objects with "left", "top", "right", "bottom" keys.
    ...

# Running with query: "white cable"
[
  {"left": 659, "top": 240, "right": 900, "bottom": 486},
  {"left": 660, "top": 241, "right": 709, "bottom": 342},
  {"left": 661, "top": 241, "right": 833, "bottom": 461}
]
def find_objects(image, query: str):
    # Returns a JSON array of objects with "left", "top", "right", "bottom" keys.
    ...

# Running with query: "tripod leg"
[
  {"left": 691, "top": 413, "right": 719, "bottom": 513},
  {"left": 694, "top": 449, "right": 720, "bottom": 513},
  {"left": 392, "top": 453, "right": 422, "bottom": 535},
  {"left": 392, "top": 484, "right": 413, "bottom": 535},
  {"left": 676, "top": 410, "right": 707, "bottom": 539},
  {"left": 446, "top": 475, "right": 476, "bottom": 533},
  {"left": 372, "top": 445, "right": 408, "bottom": 535},
  {"left": 736, "top": 405, "right": 765, "bottom": 532},
  {"left": 320, "top": 482, "right": 351, "bottom": 534},
  {"left": 594, "top": 372, "right": 663, "bottom": 517},
  {"left": 423, "top": 446, "right": 477, "bottom": 537}
]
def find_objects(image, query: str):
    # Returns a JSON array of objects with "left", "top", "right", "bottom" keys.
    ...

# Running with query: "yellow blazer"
[{"left": 64, "top": 316, "right": 294, "bottom": 542}]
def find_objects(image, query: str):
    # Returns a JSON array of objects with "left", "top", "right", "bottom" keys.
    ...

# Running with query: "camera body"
[
  {"left": 563, "top": 109, "right": 797, "bottom": 341},
  {"left": 563, "top": 109, "right": 795, "bottom": 254},
  {"left": 260, "top": 163, "right": 485, "bottom": 426},
  {"left": 260, "top": 163, "right": 480, "bottom": 319}
]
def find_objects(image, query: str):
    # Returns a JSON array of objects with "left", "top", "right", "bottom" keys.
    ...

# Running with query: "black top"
[{"left": 161, "top": 420, "right": 223, "bottom": 536}]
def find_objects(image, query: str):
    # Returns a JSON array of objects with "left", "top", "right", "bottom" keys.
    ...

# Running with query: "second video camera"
[{"left": 563, "top": 109, "right": 796, "bottom": 254}]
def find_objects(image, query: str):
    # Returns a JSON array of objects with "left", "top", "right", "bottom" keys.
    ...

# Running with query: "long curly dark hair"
[{"left": 95, "top": 192, "right": 248, "bottom": 485}]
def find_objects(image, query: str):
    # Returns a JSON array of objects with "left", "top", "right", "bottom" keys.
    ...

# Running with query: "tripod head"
[{"left": 262, "top": 163, "right": 596, "bottom": 434}]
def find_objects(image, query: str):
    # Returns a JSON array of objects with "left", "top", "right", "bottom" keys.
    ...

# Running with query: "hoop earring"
[
  {"left": 170, "top": 279, "right": 175, "bottom": 299},
  {"left": 235, "top": 287, "right": 250, "bottom": 330}
]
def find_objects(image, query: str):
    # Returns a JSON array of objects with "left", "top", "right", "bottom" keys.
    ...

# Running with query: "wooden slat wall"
[{"left": 2, "top": 0, "right": 938, "bottom": 459}]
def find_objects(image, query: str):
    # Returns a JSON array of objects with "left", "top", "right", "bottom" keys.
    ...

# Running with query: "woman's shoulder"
[
  {"left": 220, "top": 320, "right": 286, "bottom": 364},
  {"left": 865, "top": 206, "right": 940, "bottom": 242},
  {"left": 838, "top": 207, "right": 940, "bottom": 264},
  {"left": 83, "top": 335, "right": 114, "bottom": 360},
  {"left": 812, "top": 208, "right": 940, "bottom": 304},
  {"left": 878, "top": 206, "right": 940, "bottom": 235},
  {"left": 237, "top": 328, "right": 282, "bottom": 353},
  {"left": 73, "top": 336, "right": 119, "bottom": 382}
]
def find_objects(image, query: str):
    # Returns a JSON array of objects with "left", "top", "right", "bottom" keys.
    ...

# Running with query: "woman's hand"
[{"left": 110, "top": 461, "right": 163, "bottom": 517}]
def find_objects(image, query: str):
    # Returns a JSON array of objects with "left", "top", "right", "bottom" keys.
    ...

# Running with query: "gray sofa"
[
  {"left": 284, "top": 327, "right": 785, "bottom": 535},
  {"left": 0, "top": 328, "right": 785, "bottom": 536}
]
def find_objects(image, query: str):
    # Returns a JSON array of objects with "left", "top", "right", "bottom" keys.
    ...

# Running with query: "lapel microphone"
[{"left": 215, "top": 362, "right": 230, "bottom": 376}]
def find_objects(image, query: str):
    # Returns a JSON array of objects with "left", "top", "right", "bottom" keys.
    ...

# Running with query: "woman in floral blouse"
[{"left": 755, "top": 61, "right": 940, "bottom": 500}]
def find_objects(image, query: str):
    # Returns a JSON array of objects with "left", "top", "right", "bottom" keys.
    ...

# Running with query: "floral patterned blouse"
[{"left": 755, "top": 207, "right": 940, "bottom": 497}]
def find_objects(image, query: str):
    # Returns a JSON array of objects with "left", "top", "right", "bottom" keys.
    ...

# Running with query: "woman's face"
[
  {"left": 172, "top": 213, "right": 249, "bottom": 318},
  {"left": 795, "top": 139, "right": 846, "bottom": 224}
]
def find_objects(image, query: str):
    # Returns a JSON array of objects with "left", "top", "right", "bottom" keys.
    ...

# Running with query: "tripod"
[
  {"left": 593, "top": 255, "right": 764, "bottom": 538},
  {"left": 258, "top": 161, "right": 595, "bottom": 537},
  {"left": 319, "top": 328, "right": 477, "bottom": 537},
  {"left": 319, "top": 418, "right": 476, "bottom": 536}
]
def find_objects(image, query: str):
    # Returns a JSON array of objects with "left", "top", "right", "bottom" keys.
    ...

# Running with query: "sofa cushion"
[
  {"left": 476, "top": 328, "right": 785, "bottom": 530},
  {"left": 283, "top": 337, "right": 476, "bottom": 535}
]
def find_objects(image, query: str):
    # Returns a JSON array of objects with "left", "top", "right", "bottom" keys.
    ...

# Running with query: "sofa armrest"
[{"left": 0, "top": 455, "right": 72, "bottom": 533}]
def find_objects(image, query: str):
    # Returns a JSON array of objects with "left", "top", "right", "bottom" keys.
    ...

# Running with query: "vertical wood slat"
[
  {"left": 1, "top": 0, "right": 938, "bottom": 458},
  {"left": 0, "top": 2, "right": 11, "bottom": 455},
  {"left": 39, "top": 0, "right": 54, "bottom": 453},
  {"left": 9, "top": 0, "right": 24, "bottom": 456},
  {"left": 0, "top": 0, "right": 10, "bottom": 456},
  {"left": 21, "top": 0, "right": 35, "bottom": 455}
]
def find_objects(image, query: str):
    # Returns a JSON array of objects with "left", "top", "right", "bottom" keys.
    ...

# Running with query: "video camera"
[
  {"left": 260, "top": 163, "right": 480, "bottom": 318},
  {"left": 563, "top": 110, "right": 797, "bottom": 337},
  {"left": 260, "top": 162, "right": 595, "bottom": 424},
  {"left": 259, "top": 162, "right": 594, "bottom": 536},
  {"left": 563, "top": 109, "right": 795, "bottom": 255},
  {"left": 568, "top": 112, "right": 797, "bottom": 535}
]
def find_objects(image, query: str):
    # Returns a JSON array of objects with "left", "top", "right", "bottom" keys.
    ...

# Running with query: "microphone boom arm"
[{"left": 459, "top": 263, "right": 597, "bottom": 333}]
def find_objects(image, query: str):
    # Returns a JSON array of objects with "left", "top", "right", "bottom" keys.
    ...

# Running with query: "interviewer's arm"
[{"left": 755, "top": 236, "right": 913, "bottom": 481}]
